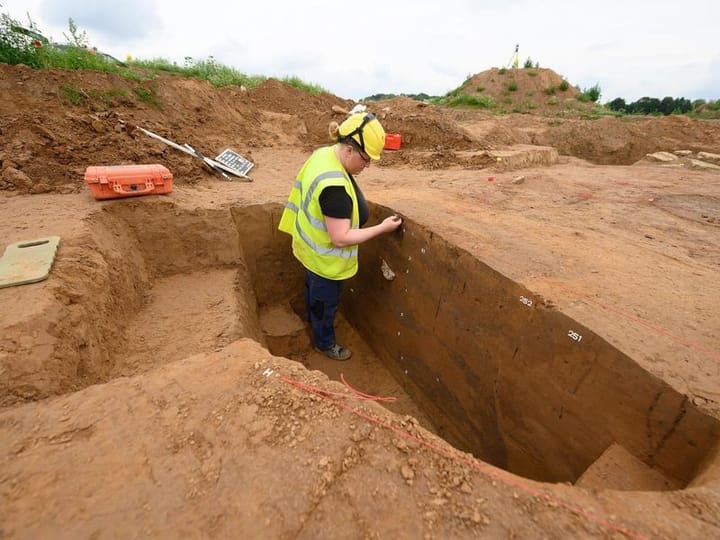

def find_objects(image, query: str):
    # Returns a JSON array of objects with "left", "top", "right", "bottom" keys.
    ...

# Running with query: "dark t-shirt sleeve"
[
  {"left": 318, "top": 176, "right": 369, "bottom": 226},
  {"left": 319, "top": 186, "right": 352, "bottom": 219}
]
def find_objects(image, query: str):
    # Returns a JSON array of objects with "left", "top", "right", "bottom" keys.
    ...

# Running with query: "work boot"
[{"left": 315, "top": 344, "right": 352, "bottom": 361}]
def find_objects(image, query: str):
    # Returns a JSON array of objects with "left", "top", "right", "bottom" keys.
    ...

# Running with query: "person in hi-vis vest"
[{"left": 278, "top": 113, "right": 402, "bottom": 360}]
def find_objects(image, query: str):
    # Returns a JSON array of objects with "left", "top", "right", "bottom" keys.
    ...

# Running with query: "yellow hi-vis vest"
[{"left": 278, "top": 146, "right": 360, "bottom": 280}]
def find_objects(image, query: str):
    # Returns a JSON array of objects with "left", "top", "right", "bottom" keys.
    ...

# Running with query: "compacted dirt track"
[{"left": 2, "top": 63, "right": 720, "bottom": 538}]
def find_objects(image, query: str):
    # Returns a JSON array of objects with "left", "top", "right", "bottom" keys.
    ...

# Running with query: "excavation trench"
[{"left": 8, "top": 198, "right": 719, "bottom": 492}]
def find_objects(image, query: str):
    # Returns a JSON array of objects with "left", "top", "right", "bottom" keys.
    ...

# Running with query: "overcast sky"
[{"left": 3, "top": 0, "right": 719, "bottom": 103}]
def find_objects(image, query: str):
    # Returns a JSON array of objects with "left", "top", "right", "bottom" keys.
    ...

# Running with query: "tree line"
[{"left": 605, "top": 96, "right": 697, "bottom": 115}]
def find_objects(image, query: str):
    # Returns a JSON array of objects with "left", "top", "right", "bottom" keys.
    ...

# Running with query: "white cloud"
[{"left": 38, "top": 0, "right": 160, "bottom": 41}]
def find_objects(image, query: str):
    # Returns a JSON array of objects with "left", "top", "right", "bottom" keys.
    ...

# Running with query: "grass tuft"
[{"left": 437, "top": 93, "right": 496, "bottom": 109}]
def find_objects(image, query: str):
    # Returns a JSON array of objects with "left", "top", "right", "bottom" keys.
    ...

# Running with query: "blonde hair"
[{"left": 328, "top": 121, "right": 341, "bottom": 143}]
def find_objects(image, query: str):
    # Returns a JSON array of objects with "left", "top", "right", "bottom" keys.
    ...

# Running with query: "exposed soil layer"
[{"left": 2, "top": 64, "right": 720, "bottom": 538}]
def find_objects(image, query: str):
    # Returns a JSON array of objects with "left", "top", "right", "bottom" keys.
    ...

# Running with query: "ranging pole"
[{"left": 507, "top": 44, "right": 519, "bottom": 69}]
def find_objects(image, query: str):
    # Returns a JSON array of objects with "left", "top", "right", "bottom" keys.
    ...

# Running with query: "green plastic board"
[{"left": 0, "top": 236, "right": 61, "bottom": 289}]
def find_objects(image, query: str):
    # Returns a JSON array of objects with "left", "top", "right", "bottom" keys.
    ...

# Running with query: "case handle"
[{"left": 111, "top": 180, "right": 155, "bottom": 194}]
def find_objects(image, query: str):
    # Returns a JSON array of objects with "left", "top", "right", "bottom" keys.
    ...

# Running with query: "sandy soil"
[{"left": 1, "top": 63, "right": 720, "bottom": 539}]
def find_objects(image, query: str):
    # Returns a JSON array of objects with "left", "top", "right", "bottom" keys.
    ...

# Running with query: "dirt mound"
[
  {"left": 457, "top": 67, "right": 595, "bottom": 116},
  {"left": 247, "top": 78, "right": 354, "bottom": 147},
  {"left": 371, "top": 97, "right": 479, "bottom": 152}
]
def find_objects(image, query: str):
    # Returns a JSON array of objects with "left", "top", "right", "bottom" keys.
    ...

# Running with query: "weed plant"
[
  {"left": 281, "top": 75, "right": 326, "bottom": 94},
  {"left": 0, "top": 12, "right": 43, "bottom": 66},
  {"left": 437, "top": 93, "right": 496, "bottom": 109},
  {"left": 132, "top": 86, "right": 159, "bottom": 107}
]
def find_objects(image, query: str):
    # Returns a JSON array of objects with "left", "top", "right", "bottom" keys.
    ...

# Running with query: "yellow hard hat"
[{"left": 338, "top": 112, "right": 386, "bottom": 161}]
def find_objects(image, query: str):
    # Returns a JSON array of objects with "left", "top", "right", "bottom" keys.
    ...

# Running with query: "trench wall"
[
  {"left": 230, "top": 204, "right": 303, "bottom": 308},
  {"left": 341, "top": 204, "right": 720, "bottom": 485},
  {"left": 0, "top": 199, "right": 249, "bottom": 406}
]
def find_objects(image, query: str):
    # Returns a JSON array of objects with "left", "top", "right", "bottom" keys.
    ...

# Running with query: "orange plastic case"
[
  {"left": 384, "top": 133, "right": 402, "bottom": 150},
  {"left": 84, "top": 164, "right": 173, "bottom": 200}
]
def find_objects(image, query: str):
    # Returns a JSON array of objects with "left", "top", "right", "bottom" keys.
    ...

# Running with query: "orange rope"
[
  {"left": 340, "top": 373, "right": 397, "bottom": 402},
  {"left": 279, "top": 374, "right": 647, "bottom": 540}
]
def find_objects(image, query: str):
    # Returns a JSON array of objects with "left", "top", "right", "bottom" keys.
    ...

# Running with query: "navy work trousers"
[{"left": 305, "top": 269, "right": 344, "bottom": 350}]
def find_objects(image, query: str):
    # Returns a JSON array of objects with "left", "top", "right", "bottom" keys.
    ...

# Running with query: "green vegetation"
[
  {"left": 697, "top": 99, "right": 720, "bottom": 118},
  {"left": 1, "top": 12, "right": 47, "bottom": 66},
  {"left": 604, "top": 96, "right": 719, "bottom": 118},
  {"left": 2, "top": 13, "right": 124, "bottom": 71},
  {"left": 475, "top": 85, "right": 485, "bottom": 92},
  {"left": 577, "top": 105, "right": 621, "bottom": 120},
  {"left": 132, "top": 86, "right": 159, "bottom": 107},
  {"left": 558, "top": 79, "right": 569, "bottom": 91},
  {"left": 498, "top": 67, "right": 507, "bottom": 75},
  {"left": 281, "top": 75, "right": 326, "bottom": 95},
  {"left": 595, "top": 106, "right": 623, "bottom": 118},
  {"left": 607, "top": 96, "right": 692, "bottom": 115},
  {"left": 0, "top": 10, "right": 324, "bottom": 94},
  {"left": 38, "top": 44, "right": 117, "bottom": 71},
  {"left": 61, "top": 85, "right": 130, "bottom": 108},
  {"left": 130, "top": 56, "right": 264, "bottom": 89},
  {"left": 363, "top": 92, "right": 436, "bottom": 102},
  {"left": 433, "top": 93, "right": 495, "bottom": 109},
  {"left": 507, "top": 81, "right": 518, "bottom": 92},
  {"left": 579, "top": 83, "right": 602, "bottom": 102},
  {"left": 545, "top": 86, "right": 556, "bottom": 95},
  {"left": 61, "top": 85, "right": 85, "bottom": 105}
]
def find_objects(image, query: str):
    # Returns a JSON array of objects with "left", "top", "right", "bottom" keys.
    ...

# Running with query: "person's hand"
[{"left": 382, "top": 215, "right": 403, "bottom": 232}]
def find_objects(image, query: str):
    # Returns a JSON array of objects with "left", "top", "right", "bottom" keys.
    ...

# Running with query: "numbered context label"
[
  {"left": 568, "top": 330, "right": 583, "bottom": 342},
  {"left": 519, "top": 295, "right": 533, "bottom": 307}
]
